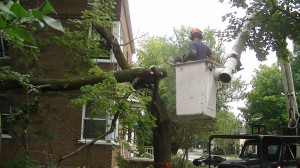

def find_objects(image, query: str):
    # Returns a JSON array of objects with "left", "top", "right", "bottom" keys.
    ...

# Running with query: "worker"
[{"left": 183, "top": 28, "right": 215, "bottom": 62}]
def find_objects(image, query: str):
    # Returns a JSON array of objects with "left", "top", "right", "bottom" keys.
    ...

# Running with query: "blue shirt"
[{"left": 189, "top": 41, "right": 212, "bottom": 61}]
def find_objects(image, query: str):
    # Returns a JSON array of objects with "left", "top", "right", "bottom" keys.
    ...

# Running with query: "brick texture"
[{"left": 1, "top": 0, "right": 134, "bottom": 167}]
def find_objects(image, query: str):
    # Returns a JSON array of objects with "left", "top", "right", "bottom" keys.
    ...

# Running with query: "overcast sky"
[{"left": 127, "top": 0, "right": 278, "bottom": 115}]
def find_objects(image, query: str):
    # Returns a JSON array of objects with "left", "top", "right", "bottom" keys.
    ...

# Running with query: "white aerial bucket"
[{"left": 175, "top": 60, "right": 218, "bottom": 120}]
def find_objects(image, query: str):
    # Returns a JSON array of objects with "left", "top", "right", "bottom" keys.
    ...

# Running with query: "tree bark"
[
  {"left": 0, "top": 68, "right": 167, "bottom": 91},
  {"left": 94, "top": 22, "right": 131, "bottom": 70},
  {"left": 94, "top": 21, "right": 173, "bottom": 167},
  {"left": 149, "top": 94, "right": 172, "bottom": 168},
  {"left": 147, "top": 67, "right": 172, "bottom": 168}
]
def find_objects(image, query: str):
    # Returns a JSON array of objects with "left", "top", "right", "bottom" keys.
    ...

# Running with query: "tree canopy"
[
  {"left": 220, "top": 0, "right": 300, "bottom": 62},
  {"left": 135, "top": 26, "right": 245, "bottom": 159},
  {"left": 241, "top": 64, "right": 288, "bottom": 133}
]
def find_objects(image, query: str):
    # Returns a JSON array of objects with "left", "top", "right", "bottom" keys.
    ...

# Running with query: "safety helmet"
[
  {"left": 190, "top": 28, "right": 202, "bottom": 36},
  {"left": 190, "top": 28, "right": 203, "bottom": 40}
]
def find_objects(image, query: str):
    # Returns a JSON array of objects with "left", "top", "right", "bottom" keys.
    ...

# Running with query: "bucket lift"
[
  {"left": 175, "top": 14, "right": 299, "bottom": 129},
  {"left": 175, "top": 60, "right": 218, "bottom": 119}
]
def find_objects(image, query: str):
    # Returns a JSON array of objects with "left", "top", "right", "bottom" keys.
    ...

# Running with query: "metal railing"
[{"left": 121, "top": 145, "right": 154, "bottom": 159}]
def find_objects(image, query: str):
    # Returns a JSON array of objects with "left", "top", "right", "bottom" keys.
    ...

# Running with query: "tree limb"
[
  {"left": 270, "top": 0, "right": 300, "bottom": 22},
  {"left": 94, "top": 21, "right": 131, "bottom": 70},
  {"left": 0, "top": 68, "right": 167, "bottom": 91},
  {"left": 56, "top": 110, "right": 120, "bottom": 166}
]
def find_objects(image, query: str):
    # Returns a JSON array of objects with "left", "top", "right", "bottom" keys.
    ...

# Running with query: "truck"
[
  {"left": 209, "top": 133, "right": 300, "bottom": 168},
  {"left": 207, "top": 14, "right": 300, "bottom": 168},
  {"left": 175, "top": 13, "right": 300, "bottom": 167}
]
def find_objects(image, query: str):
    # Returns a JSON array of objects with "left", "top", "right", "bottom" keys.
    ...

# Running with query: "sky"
[{"left": 127, "top": 0, "right": 278, "bottom": 116}]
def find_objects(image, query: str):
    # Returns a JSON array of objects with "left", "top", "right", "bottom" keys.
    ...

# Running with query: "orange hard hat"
[{"left": 190, "top": 28, "right": 202, "bottom": 35}]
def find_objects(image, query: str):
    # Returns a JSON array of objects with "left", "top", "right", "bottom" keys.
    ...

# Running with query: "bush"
[
  {"left": 1, "top": 157, "right": 41, "bottom": 168},
  {"left": 171, "top": 155, "right": 189, "bottom": 168}
]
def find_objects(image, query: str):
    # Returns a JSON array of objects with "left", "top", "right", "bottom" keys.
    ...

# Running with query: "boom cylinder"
[{"left": 217, "top": 15, "right": 253, "bottom": 83}]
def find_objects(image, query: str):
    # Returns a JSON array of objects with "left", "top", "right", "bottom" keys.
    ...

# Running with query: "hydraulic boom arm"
[{"left": 217, "top": 14, "right": 299, "bottom": 129}]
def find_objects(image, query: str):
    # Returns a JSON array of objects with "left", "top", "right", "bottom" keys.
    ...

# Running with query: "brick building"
[{"left": 0, "top": 0, "right": 135, "bottom": 167}]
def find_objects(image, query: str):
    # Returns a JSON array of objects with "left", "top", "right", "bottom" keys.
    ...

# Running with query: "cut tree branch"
[
  {"left": 1, "top": 68, "right": 167, "bottom": 91},
  {"left": 57, "top": 109, "right": 120, "bottom": 166},
  {"left": 94, "top": 21, "right": 131, "bottom": 70}
]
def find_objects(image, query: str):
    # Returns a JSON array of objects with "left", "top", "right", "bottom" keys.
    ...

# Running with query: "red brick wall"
[
  {"left": 1, "top": 92, "right": 116, "bottom": 168},
  {"left": 1, "top": 0, "right": 136, "bottom": 167},
  {"left": 20, "top": 0, "right": 87, "bottom": 16}
]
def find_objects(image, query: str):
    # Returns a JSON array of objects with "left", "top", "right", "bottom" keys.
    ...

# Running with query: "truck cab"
[{"left": 209, "top": 134, "right": 300, "bottom": 168}]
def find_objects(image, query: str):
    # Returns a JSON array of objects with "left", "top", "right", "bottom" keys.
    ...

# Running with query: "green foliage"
[
  {"left": 219, "top": 0, "right": 300, "bottom": 61},
  {"left": 241, "top": 64, "right": 288, "bottom": 133},
  {"left": 1, "top": 156, "right": 42, "bottom": 168},
  {"left": 171, "top": 155, "right": 189, "bottom": 168},
  {"left": 0, "top": 66, "right": 34, "bottom": 90},
  {"left": 214, "top": 111, "right": 241, "bottom": 156},
  {"left": 0, "top": 0, "right": 64, "bottom": 89},
  {"left": 218, "top": 76, "right": 248, "bottom": 111},
  {"left": 53, "top": 0, "right": 116, "bottom": 64},
  {"left": 71, "top": 66, "right": 155, "bottom": 147},
  {"left": 1, "top": 153, "right": 56, "bottom": 168},
  {"left": 135, "top": 26, "right": 246, "bottom": 153},
  {"left": 8, "top": 97, "right": 40, "bottom": 122},
  {"left": 291, "top": 43, "right": 300, "bottom": 110},
  {"left": 0, "top": 0, "right": 63, "bottom": 44}
]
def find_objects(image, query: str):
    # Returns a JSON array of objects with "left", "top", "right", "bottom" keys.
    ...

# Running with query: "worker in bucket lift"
[{"left": 183, "top": 28, "right": 215, "bottom": 62}]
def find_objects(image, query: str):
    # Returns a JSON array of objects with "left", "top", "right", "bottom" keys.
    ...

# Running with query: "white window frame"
[
  {"left": 93, "top": 21, "right": 124, "bottom": 64},
  {"left": 0, "top": 30, "right": 9, "bottom": 59},
  {"left": 79, "top": 104, "right": 118, "bottom": 145},
  {"left": 1, "top": 96, "right": 12, "bottom": 138},
  {"left": 126, "top": 126, "right": 137, "bottom": 145}
]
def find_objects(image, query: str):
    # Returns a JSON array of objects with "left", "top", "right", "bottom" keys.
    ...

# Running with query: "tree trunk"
[
  {"left": 95, "top": 21, "right": 173, "bottom": 167},
  {"left": 149, "top": 94, "right": 172, "bottom": 168}
]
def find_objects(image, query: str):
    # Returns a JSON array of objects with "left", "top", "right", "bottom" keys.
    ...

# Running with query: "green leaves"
[
  {"left": 37, "top": 0, "right": 57, "bottom": 15},
  {"left": 0, "top": 0, "right": 64, "bottom": 46},
  {"left": 10, "top": 2, "right": 30, "bottom": 18},
  {"left": 220, "top": 0, "right": 300, "bottom": 61},
  {"left": 3, "top": 27, "right": 36, "bottom": 45},
  {"left": 0, "top": 2, "right": 15, "bottom": 17},
  {"left": 71, "top": 67, "right": 155, "bottom": 146},
  {"left": 42, "top": 15, "right": 64, "bottom": 32},
  {"left": 241, "top": 64, "right": 288, "bottom": 133}
]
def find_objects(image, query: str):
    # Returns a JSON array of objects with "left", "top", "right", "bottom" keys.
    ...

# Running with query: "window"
[
  {"left": 242, "top": 143, "right": 258, "bottom": 158},
  {"left": 267, "top": 145, "right": 279, "bottom": 155},
  {"left": 283, "top": 144, "right": 297, "bottom": 160},
  {"left": 0, "top": 31, "right": 9, "bottom": 58},
  {"left": 80, "top": 102, "right": 118, "bottom": 144},
  {"left": 0, "top": 96, "right": 12, "bottom": 138},
  {"left": 91, "top": 21, "right": 123, "bottom": 63},
  {"left": 81, "top": 103, "right": 106, "bottom": 140}
]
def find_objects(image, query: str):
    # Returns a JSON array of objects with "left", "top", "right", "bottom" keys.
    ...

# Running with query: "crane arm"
[
  {"left": 216, "top": 15, "right": 253, "bottom": 83},
  {"left": 216, "top": 14, "right": 299, "bottom": 129},
  {"left": 280, "top": 62, "right": 299, "bottom": 128}
]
